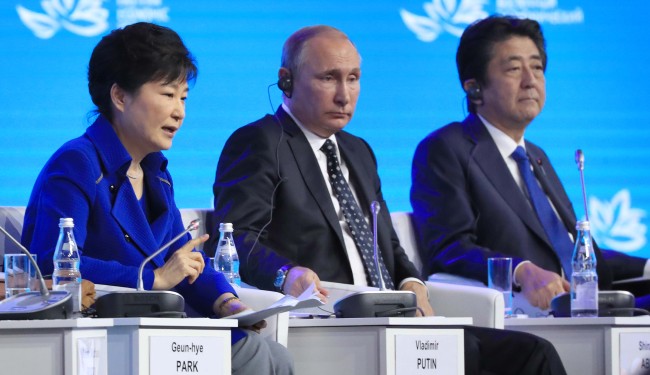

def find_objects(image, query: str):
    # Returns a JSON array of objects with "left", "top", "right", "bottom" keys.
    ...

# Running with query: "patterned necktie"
[
  {"left": 511, "top": 146, "right": 575, "bottom": 277},
  {"left": 320, "top": 139, "right": 395, "bottom": 289}
]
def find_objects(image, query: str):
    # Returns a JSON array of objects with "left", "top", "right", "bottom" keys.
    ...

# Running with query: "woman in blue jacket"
[{"left": 21, "top": 22, "right": 293, "bottom": 375}]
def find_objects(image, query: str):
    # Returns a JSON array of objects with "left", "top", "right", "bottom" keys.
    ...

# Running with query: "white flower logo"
[
  {"left": 589, "top": 189, "right": 647, "bottom": 252},
  {"left": 400, "top": 0, "right": 488, "bottom": 42},
  {"left": 16, "top": 0, "right": 109, "bottom": 39}
]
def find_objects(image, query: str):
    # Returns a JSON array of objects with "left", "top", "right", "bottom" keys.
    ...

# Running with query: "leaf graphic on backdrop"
[
  {"left": 16, "top": 0, "right": 107, "bottom": 39},
  {"left": 590, "top": 189, "right": 647, "bottom": 252},
  {"left": 399, "top": 8, "right": 442, "bottom": 42},
  {"left": 64, "top": 0, "right": 108, "bottom": 37},
  {"left": 16, "top": 5, "right": 59, "bottom": 39},
  {"left": 401, "top": 0, "right": 488, "bottom": 41}
]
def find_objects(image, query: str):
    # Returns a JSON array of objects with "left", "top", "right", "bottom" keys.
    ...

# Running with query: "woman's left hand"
[{"left": 215, "top": 293, "right": 267, "bottom": 333}]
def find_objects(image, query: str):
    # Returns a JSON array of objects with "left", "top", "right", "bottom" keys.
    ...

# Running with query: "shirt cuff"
[
  {"left": 398, "top": 277, "right": 428, "bottom": 297},
  {"left": 513, "top": 260, "right": 532, "bottom": 287}
]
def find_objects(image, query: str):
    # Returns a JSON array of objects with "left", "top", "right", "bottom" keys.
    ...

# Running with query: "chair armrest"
[{"left": 426, "top": 281, "right": 504, "bottom": 329}]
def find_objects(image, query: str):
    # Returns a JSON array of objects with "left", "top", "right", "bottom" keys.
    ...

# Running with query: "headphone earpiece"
[
  {"left": 466, "top": 83, "right": 482, "bottom": 101},
  {"left": 278, "top": 73, "right": 293, "bottom": 97}
]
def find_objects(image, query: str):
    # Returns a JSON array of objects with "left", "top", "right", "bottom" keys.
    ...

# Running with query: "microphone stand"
[
  {"left": 371, "top": 201, "right": 386, "bottom": 291},
  {"left": 137, "top": 219, "right": 200, "bottom": 291},
  {"left": 0, "top": 226, "right": 73, "bottom": 320},
  {"left": 333, "top": 202, "right": 417, "bottom": 318},
  {"left": 94, "top": 219, "right": 201, "bottom": 318}
]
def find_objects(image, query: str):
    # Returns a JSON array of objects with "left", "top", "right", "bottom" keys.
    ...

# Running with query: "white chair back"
[{"left": 390, "top": 211, "right": 505, "bottom": 328}]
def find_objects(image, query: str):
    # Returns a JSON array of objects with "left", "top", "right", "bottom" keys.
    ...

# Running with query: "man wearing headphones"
[
  {"left": 410, "top": 15, "right": 648, "bottom": 312},
  {"left": 208, "top": 24, "right": 567, "bottom": 374}
]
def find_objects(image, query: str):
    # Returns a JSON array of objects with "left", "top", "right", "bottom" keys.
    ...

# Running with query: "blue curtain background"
[{"left": 1, "top": 0, "right": 648, "bottom": 257}]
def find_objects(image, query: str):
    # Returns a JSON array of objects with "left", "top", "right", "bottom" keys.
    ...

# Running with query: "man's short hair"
[
  {"left": 281, "top": 25, "right": 351, "bottom": 75},
  {"left": 456, "top": 15, "right": 546, "bottom": 113}
]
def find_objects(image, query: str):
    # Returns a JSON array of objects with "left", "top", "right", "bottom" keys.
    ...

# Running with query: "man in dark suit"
[
  {"left": 210, "top": 24, "right": 567, "bottom": 375},
  {"left": 207, "top": 25, "right": 430, "bottom": 311},
  {"left": 411, "top": 15, "right": 648, "bottom": 311}
]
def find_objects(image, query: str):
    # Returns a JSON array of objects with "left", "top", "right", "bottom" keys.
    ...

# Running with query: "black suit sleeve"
[
  {"left": 208, "top": 122, "right": 291, "bottom": 291},
  {"left": 410, "top": 130, "right": 513, "bottom": 284}
]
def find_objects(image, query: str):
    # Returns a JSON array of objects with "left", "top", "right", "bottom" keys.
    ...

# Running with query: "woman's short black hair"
[{"left": 88, "top": 22, "right": 197, "bottom": 122}]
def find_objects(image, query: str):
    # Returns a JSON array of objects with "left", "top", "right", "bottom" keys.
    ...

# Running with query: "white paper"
[{"left": 226, "top": 283, "right": 324, "bottom": 326}]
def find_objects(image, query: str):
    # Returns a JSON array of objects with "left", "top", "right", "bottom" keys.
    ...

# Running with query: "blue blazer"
[
  {"left": 22, "top": 116, "right": 236, "bottom": 318},
  {"left": 410, "top": 114, "right": 629, "bottom": 288}
]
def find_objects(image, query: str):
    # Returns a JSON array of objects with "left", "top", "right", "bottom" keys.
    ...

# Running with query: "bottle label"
[{"left": 573, "top": 281, "right": 598, "bottom": 310}]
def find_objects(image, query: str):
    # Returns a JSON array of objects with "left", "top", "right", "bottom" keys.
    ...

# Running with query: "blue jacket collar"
[{"left": 86, "top": 115, "right": 169, "bottom": 177}]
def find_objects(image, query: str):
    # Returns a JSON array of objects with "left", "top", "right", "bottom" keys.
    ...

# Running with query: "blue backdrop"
[{"left": 1, "top": 0, "right": 648, "bottom": 257}]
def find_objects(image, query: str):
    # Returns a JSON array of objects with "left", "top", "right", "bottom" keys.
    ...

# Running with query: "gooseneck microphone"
[
  {"left": 0, "top": 226, "right": 73, "bottom": 320},
  {"left": 333, "top": 203, "right": 417, "bottom": 318},
  {"left": 575, "top": 150, "right": 589, "bottom": 221},
  {"left": 95, "top": 219, "right": 201, "bottom": 318},
  {"left": 550, "top": 150, "right": 642, "bottom": 317},
  {"left": 371, "top": 201, "right": 386, "bottom": 291},
  {"left": 137, "top": 219, "right": 200, "bottom": 291}
]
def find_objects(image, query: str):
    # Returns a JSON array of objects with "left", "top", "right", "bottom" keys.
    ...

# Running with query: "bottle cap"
[
  {"left": 219, "top": 223, "right": 233, "bottom": 232},
  {"left": 575, "top": 220, "right": 590, "bottom": 230},
  {"left": 59, "top": 218, "right": 74, "bottom": 228}
]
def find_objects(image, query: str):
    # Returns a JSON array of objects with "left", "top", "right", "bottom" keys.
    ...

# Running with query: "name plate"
[
  {"left": 620, "top": 332, "right": 650, "bottom": 375},
  {"left": 149, "top": 336, "right": 226, "bottom": 375},
  {"left": 395, "top": 333, "right": 459, "bottom": 374}
]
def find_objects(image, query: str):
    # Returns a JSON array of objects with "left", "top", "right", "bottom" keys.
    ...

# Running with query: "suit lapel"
[
  {"left": 279, "top": 109, "right": 345, "bottom": 246},
  {"left": 111, "top": 182, "right": 160, "bottom": 259},
  {"left": 464, "top": 116, "right": 551, "bottom": 247}
]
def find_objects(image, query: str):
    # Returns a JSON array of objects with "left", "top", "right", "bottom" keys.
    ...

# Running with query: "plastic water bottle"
[
  {"left": 214, "top": 223, "right": 241, "bottom": 286},
  {"left": 53, "top": 218, "right": 82, "bottom": 316},
  {"left": 571, "top": 220, "right": 598, "bottom": 317}
]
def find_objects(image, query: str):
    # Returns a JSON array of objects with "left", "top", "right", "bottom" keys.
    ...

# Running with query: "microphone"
[
  {"left": 550, "top": 150, "right": 639, "bottom": 317},
  {"left": 371, "top": 201, "right": 386, "bottom": 291},
  {"left": 0, "top": 226, "right": 73, "bottom": 320},
  {"left": 94, "top": 219, "right": 201, "bottom": 318},
  {"left": 575, "top": 149, "right": 589, "bottom": 221},
  {"left": 333, "top": 202, "right": 417, "bottom": 318}
]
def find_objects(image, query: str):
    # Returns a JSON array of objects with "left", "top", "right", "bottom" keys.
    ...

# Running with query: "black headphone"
[
  {"left": 466, "top": 83, "right": 482, "bottom": 101},
  {"left": 278, "top": 71, "right": 293, "bottom": 98}
]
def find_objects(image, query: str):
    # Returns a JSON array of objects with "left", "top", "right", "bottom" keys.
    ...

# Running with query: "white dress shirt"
[{"left": 283, "top": 104, "right": 423, "bottom": 289}]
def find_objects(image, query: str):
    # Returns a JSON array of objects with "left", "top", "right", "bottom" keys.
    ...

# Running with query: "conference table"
[{"left": 506, "top": 316, "right": 650, "bottom": 375}]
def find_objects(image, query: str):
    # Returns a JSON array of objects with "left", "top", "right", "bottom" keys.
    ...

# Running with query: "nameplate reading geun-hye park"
[
  {"left": 395, "top": 331, "right": 461, "bottom": 374},
  {"left": 149, "top": 336, "right": 226, "bottom": 375}
]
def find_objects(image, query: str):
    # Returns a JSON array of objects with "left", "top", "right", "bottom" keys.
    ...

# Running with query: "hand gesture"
[{"left": 152, "top": 234, "right": 209, "bottom": 290}]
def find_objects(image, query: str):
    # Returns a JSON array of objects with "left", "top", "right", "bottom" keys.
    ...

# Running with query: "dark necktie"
[
  {"left": 320, "top": 139, "right": 395, "bottom": 289},
  {"left": 511, "top": 146, "right": 575, "bottom": 277}
]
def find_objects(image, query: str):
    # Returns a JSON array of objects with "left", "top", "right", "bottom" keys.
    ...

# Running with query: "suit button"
[
  {"left": 109, "top": 185, "right": 116, "bottom": 193},
  {"left": 124, "top": 233, "right": 132, "bottom": 243}
]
